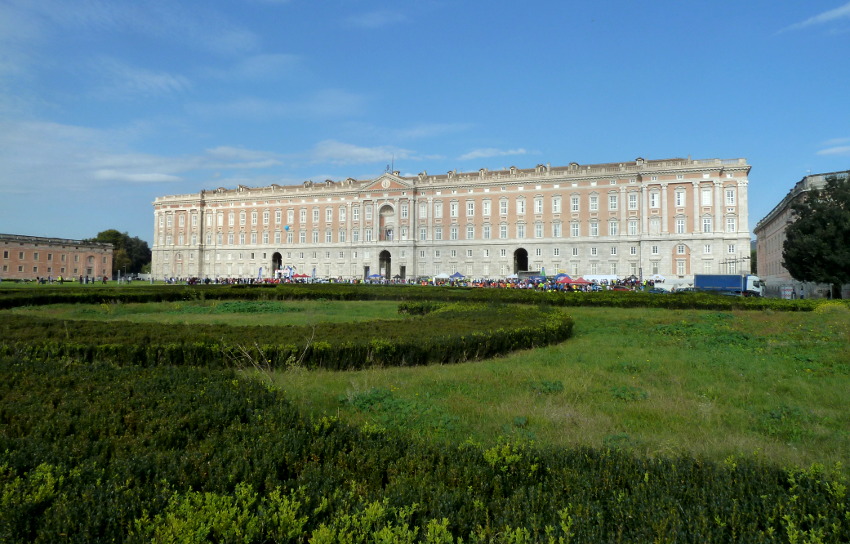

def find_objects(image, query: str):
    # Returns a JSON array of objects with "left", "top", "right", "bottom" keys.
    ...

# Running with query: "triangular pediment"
[{"left": 363, "top": 173, "right": 411, "bottom": 192}]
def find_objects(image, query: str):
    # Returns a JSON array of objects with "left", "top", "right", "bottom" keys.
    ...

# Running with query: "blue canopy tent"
[{"left": 449, "top": 272, "right": 465, "bottom": 279}]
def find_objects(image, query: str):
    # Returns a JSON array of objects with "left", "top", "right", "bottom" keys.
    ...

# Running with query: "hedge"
[{"left": 1, "top": 359, "right": 848, "bottom": 543}]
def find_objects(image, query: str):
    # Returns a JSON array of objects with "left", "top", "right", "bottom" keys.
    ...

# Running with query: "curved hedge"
[
  {"left": 0, "top": 302, "right": 573, "bottom": 370},
  {"left": 2, "top": 359, "right": 848, "bottom": 543}
]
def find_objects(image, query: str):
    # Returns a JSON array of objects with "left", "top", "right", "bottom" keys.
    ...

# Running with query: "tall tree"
[
  {"left": 86, "top": 230, "right": 151, "bottom": 275},
  {"left": 782, "top": 175, "right": 850, "bottom": 298}
]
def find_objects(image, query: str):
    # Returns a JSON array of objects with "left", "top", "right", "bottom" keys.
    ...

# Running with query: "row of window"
[
  {"left": 158, "top": 187, "right": 740, "bottom": 229},
  {"left": 1, "top": 250, "right": 103, "bottom": 264},
  {"left": 1, "top": 264, "right": 92, "bottom": 274},
  {"left": 160, "top": 215, "right": 739, "bottom": 246},
  {"left": 164, "top": 242, "right": 740, "bottom": 265}
]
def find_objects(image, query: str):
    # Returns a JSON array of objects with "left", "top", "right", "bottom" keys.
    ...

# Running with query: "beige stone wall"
[{"left": 152, "top": 157, "right": 753, "bottom": 281}]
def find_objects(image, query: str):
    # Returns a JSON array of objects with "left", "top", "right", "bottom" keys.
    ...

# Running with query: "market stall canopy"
[
  {"left": 434, "top": 272, "right": 451, "bottom": 279},
  {"left": 450, "top": 272, "right": 465, "bottom": 279}
]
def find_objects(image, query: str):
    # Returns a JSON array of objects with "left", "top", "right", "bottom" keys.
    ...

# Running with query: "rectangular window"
[
  {"left": 450, "top": 226, "right": 458, "bottom": 240},
  {"left": 676, "top": 218, "right": 686, "bottom": 234},
  {"left": 572, "top": 247, "right": 579, "bottom": 257},
  {"left": 483, "top": 225, "right": 491, "bottom": 240},
  {"left": 650, "top": 192, "right": 659, "bottom": 208},
  {"left": 466, "top": 225, "right": 474, "bottom": 239},
  {"left": 553, "top": 247, "right": 560, "bottom": 257},
  {"left": 483, "top": 200, "right": 491, "bottom": 216},
  {"left": 466, "top": 201, "right": 474, "bottom": 217},
  {"left": 364, "top": 229, "right": 372, "bottom": 242},
  {"left": 628, "top": 220, "right": 638, "bottom": 236},
  {"left": 534, "top": 223, "right": 544, "bottom": 238},
  {"left": 571, "top": 196, "right": 580, "bottom": 212},
  {"left": 287, "top": 209, "right": 294, "bottom": 224},
  {"left": 434, "top": 227, "right": 442, "bottom": 240},
  {"left": 325, "top": 208, "right": 333, "bottom": 222},
  {"left": 552, "top": 197, "right": 561, "bottom": 213},
  {"left": 500, "top": 200, "right": 508, "bottom": 215},
  {"left": 299, "top": 209, "right": 307, "bottom": 223},
  {"left": 517, "top": 224, "right": 526, "bottom": 238},
  {"left": 703, "top": 217, "right": 712, "bottom": 233},
  {"left": 400, "top": 204, "right": 408, "bottom": 219},
  {"left": 675, "top": 191, "right": 685, "bottom": 207},
  {"left": 499, "top": 225, "right": 508, "bottom": 239},
  {"left": 434, "top": 202, "right": 443, "bottom": 218},
  {"left": 701, "top": 188, "right": 712, "bottom": 206},
  {"left": 516, "top": 199, "right": 526, "bottom": 214},
  {"left": 608, "top": 194, "right": 618, "bottom": 211},
  {"left": 420, "top": 227, "right": 427, "bottom": 241},
  {"left": 312, "top": 209, "right": 320, "bottom": 223},
  {"left": 552, "top": 223, "right": 562, "bottom": 238},
  {"left": 365, "top": 205, "right": 372, "bottom": 220},
  {"left": 611, "top": 246, "right": 617, "bottom": 256},
  {"left": 534, "top": 198, "right": 543, "bottom": 214},
  {"left": 339, "top": 207, "right": 347, "bottom": 222},
  {"left": 352, "top": 207, "right": 359, "bottom": 221},
  {"left": 704, "top": 244, "right": 712, "bottom": 254},
  {"left": 589, "top": 195, "right": 598, "bottom": 211},
  {"left": 571, "top": 223, "right": 580, "bottom": 237},
  {"left": 628, "top": 193, "right": 638, "bottom": 210},
  {"left": 651, "top": 245, "right": 659, "bottom": 255},
  {"left": 726, "top": 217, "right": 737, "bottom": 233},
  {"left": 590, "top": 221, "right": 598, "bottom": 237},
  {"left": 629, "top": 246, "right": 637, "bottom": 256},
  {"left": 609, "top": 222, "right": 618, "bottom": 236},
  {"left": 419, "top": 203, "right": 428, "bottom": 219},
  {"left": 725, "top": 188, "right": 736, "bottom": 205},
  {"left": 252, "top": 212, "right": 258, "bottom": 226},
  {"left": 450, "top": 202, "right": 458, "bottom": 218}
]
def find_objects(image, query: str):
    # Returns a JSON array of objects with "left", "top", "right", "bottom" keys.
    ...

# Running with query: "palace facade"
[
  {"left": 152, "top": 156, "right": 753, "bottom": 281},
  {"left": 754, "top": 169, "right": 850, "bottom": 299},
  {"left": 1, "top": 234, "right": 113, "bottom": 281}
]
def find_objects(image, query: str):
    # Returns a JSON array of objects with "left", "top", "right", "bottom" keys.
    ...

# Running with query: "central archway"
[
  {"left": 379, "top": 250, "right": 391, "bottom": 279},
  {"left": 513, "top": 248, "right": 529, "bottom": 274},
  {"left": 272, "top": 252, "right": 282, "bottom": 278}
]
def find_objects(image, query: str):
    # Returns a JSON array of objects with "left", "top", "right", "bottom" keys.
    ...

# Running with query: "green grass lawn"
[
  {"left": 267, "top": 303, "right": 850, "bottom": 472},
  {"left": 7, "top": 299, "right": 403, "bottom": 326}
]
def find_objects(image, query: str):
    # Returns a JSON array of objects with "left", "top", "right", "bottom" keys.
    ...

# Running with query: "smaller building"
[
  {"left": 0, "top": 234, "right": 113, "bottom": 281},
  {"left": 754, "top": 170, "right": 850, "bottom": 299}
]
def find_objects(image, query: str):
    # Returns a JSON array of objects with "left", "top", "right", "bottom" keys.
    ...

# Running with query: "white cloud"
[
  {"left": 0, "top": 120, "right": 288, "bottom": 194},
  {"left": 310, "top": 140, "right": 414, "bottom": 165},
  {"left": 346, "top": 10, "right": 408, "bottom": 29},
  {"left": 91, "top": 57, "right": 191, "bottom": 99},
  {"left": 458, "top": 148, "right": 529, "bottom": 161},
  {"left": 189, "top": 89, "right": 367, "bottom": 120},
  {"left": 817, "top": 145, "right": 850, "bottom": 156},
  {"left": 93, "top": 170, "right": 183, "bottom": 183},
  {"left": 782, "top": 2, "right": 850, "bottom": 32}
]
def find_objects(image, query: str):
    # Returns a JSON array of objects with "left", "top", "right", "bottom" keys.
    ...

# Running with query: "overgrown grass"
[{"left": 270, "top": 305, "right": 850, "bottom": 472}]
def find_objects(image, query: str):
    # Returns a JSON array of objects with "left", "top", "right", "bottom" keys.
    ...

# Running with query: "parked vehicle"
[{"left": 693, "top": 274, "right": 763, "bottom": 297}]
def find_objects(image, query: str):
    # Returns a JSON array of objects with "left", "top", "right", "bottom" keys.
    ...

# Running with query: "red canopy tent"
[
  {"left": 292, "top": 273, "right": 309, "bottom": 278},
  {"left": 568, "top": 277, "right": 592, "bottom": 285}
]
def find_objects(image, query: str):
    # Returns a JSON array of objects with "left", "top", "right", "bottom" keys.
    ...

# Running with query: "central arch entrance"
[
  {"left": 379, "top": 250, "right": 391, "bottom": 279},
  {"left": 272, "top": 252, "right": 282, "bottom": 278},
  {"left": 513, "top": 248, "right": 529, "bottom": 274}
]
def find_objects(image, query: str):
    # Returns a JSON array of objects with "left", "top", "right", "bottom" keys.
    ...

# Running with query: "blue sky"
[{"left": 1, "top": 0, "right": 849, "bottom": 245}]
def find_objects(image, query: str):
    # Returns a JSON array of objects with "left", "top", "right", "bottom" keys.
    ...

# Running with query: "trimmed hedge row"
[
  {"left": 0, "top": 303, "right": 574, "bottom": 370},
  {"left": 2, "top": 359, "right": 848, "bottom": 543},
  {"left": 1, "top": 282, "right": 842, "bottom": 311}
]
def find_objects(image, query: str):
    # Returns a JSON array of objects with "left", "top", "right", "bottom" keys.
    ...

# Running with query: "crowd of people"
[{"left": 168, "top": 274, "right": 662, "bottom": 292}]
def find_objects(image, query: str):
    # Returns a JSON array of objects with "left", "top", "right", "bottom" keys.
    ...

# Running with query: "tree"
[
  {"left": 86, "top": 230, "right": 152, "bottom": 276},
  {"left": 782, "top": 175, "right": 850, "bottom": 298}
]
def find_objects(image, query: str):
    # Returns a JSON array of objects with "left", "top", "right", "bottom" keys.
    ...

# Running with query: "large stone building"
[
  {"left": 754, "top": 170, "right": 850, "bottom": 299},
  {"left": 0, "top": 234, "right": 113, "bottom": 281},
  {"left": 152, "top": 156, "right": 753, "bottom": 282}
]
